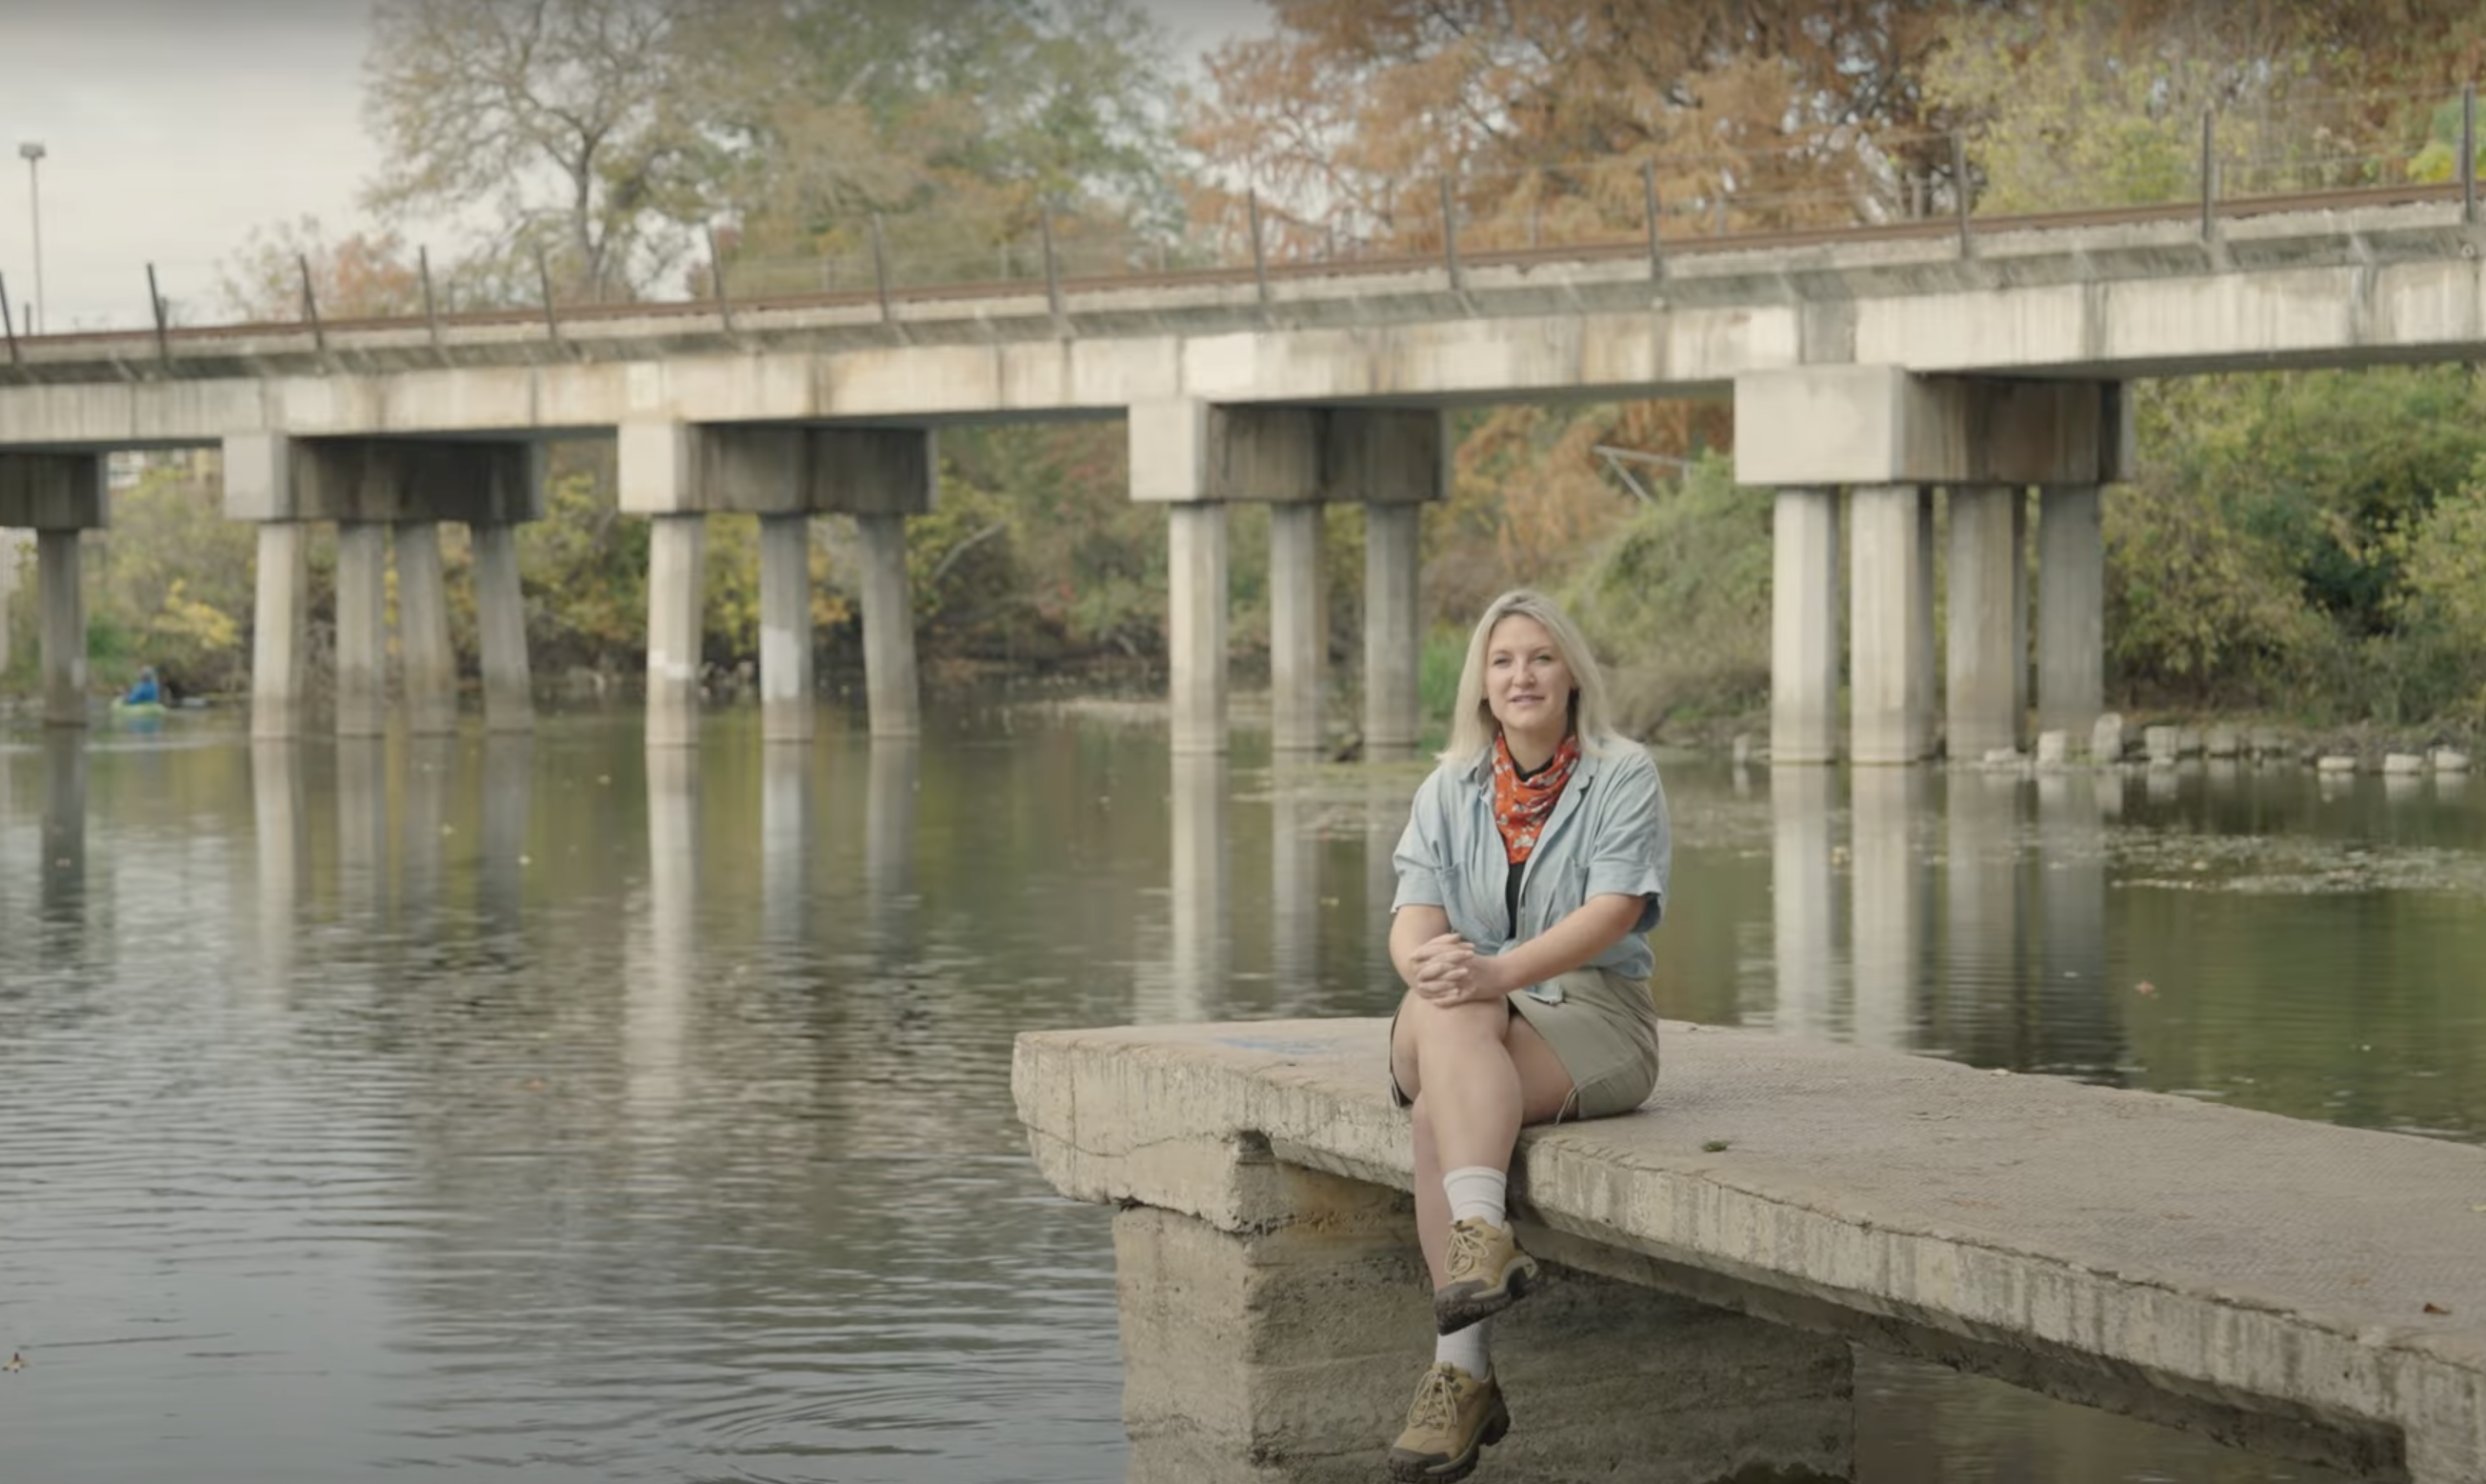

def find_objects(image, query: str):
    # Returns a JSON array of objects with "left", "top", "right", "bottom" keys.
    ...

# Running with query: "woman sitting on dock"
[{"left": 1382, "top": 588, "right": 1671, "bottom": 1483}]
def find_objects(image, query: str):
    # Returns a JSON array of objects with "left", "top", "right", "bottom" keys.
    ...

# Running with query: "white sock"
[
  {"left": 1442, "top": 1165, "right": 1507, "bottom": 1227},
  {"left": 1434, "top": 1315, "right": 1492, "bottom": 1379}
]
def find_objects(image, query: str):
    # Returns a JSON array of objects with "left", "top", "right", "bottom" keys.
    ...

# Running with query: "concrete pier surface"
[{"left": 1016, "top": 1019, "right": 2486, "bottom": 1483}]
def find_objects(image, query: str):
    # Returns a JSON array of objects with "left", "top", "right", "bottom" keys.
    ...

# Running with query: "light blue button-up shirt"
[{"left": 1389, "top": 737, "right": 1672, "bottom": 999}]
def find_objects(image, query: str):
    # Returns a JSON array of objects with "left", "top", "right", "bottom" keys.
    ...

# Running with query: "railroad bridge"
[{"left": 5, "top": 182, "right": 2483, "bottom": 758}]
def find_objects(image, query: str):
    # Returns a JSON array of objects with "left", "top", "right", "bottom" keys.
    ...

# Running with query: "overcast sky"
[{"left": 0, "top": 0, "right": 1264, "bottom": 334}]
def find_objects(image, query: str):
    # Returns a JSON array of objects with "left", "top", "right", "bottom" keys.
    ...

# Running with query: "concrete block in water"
[
  {"left": 2205, "top": 726, "right": 2240, "bottom": 759},
  {"left": 2145, "top": 725, "right": 2180, "bottom": 766},
  {"left": 2091, "top": 712, "right": 2127, "bottom": 761},
  {"left": 2383, "top": 752, "right": 2426, "bottom": 776},
  {"left": 2434, "top": 749, "right": 2471, "bottom": 773},
  {"left": 2035, "top": 730, "right": 2071, "bottom": 766}
]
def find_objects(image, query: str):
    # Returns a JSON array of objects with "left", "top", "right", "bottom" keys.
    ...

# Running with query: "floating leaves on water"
[
  {"left": 2422, "top": 1302, "right": 2452, "bottom": 1315},
  {"left": 2135, "top": 980, "right": 2158, "bottom": 996},
  {"left": 4, "top": 1353, "right": 22, "bottom": 1373},
  {"left": 2471, "top": 1203, "right": 2486, "bottom": 1213},
  {"left": 1699, "top": 1139, "right": 1732, "bottom": 1153}
]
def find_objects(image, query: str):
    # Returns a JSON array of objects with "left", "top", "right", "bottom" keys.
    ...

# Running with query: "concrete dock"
[{"left": 1015, "top": 1018, "right": 2486, "bottom": 1483}]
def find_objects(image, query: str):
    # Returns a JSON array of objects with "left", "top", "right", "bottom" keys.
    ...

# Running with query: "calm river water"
[{"left": 3, "top": 702, "right": 2479, "bottom": 1483}]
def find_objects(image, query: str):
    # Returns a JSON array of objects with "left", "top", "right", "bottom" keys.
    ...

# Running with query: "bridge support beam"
[
  {"left": 0, "top": 530, "right": 21, "bottom": 678},
  {"left": 1946, "top": 484, "right": 2028, "bottom": 759},
  {"left": 1362, "top": 505, "right": 1422, "bottom": 759},
  {"left": 1135, "top": 402, "right": 1444, "bottom": 758},
  {"left": 251, "top": 525, "right": 311, "bottom": 739},
  {"left": 473, "top": 522, "right": 532, "bottom": 732},
  {"left": 1771, "top": 487, "right": 1841, "bottom": 764},
  {"left": 1166, "top": 504, "right": 1231, "bottom": 755},
  {"left": 1737, "top": 369, "right": 2120, "bottom": 764},
  {"left": 1850, "top": 485, "right": 1933, "bottom": 765},
  {"left": 622, "top": 422, "right": 933, "bottom": 745},
  {"left": 334, "top": 522, "right": 391, "bottom": 738},
  {"left": 854, "top": 511, "right": 919, "bottom": 739},
  {"left": 226, "top": 433, "right": 544, "bottom": 738},
  {"left": 2037, "top": 483, "right": 2106, "bottom": 744},
  {"left": 397, "top": 523, "right": 457, "bottom": 735},
  {"left": 37, "top": 531, "right": 89, "bottom": 728},
  {"left": 758, "top": 514, "right": 814, "bottom": 743},
  {"left": 1267, "top": 503, "right": 1325, "bottom": 754},
  {"left": 1, "top": 454, "right": 106, "bottom": 728},
  {"left": 645, "top": 514, "right": 706, "bottom": 748}
]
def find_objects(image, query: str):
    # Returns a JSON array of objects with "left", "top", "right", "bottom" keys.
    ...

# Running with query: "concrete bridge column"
[
  {"left": 1267, "top": 502, "right": 1326, "bottom": 753},
  {"left": 36, "top": 531, "right": 88, "bottom": 727},
  {"left": 2037, "top": 483, "right": 2105, "bottom": 743},
  {"left": 1738, "top": 369, "right": 2115, "bottom": 766},
  {"left": 853, "top": 512, "right": 919, "bottom": 739},
  {"left": 645, "top": 514, "right": 707, "bottom": 748},
  {"left": 397, "top": 523, "right": 457, "bottom": 735},
  {"left": 1946, "top": 484, "right": 2028, "bottom": 759},
  {"left": 1850, "top": 484, "right": 1933, "bottom": 765},
  {"left": 1, "top": 454, "right": 106, "bottom": 729},
  {"left": 1771, "top": 487, "right": 1841, "bottom": 763},
  {"left": 0, "top": 529, "right": 20, "bottom": 677},
  {"left": 251, "top": 524, "right": 310, "bottom": 738},
  {"left": 225, "top": 433, "right": 544, "bottom": 739},
  {"left": 1362, "top": 504, "right": 1422, "bottom": 759},
  {"left": 334, "top": 522, "right": 391, "bottom": 738},
  {"left": 1167, "top": 503, "right": 1231, "bottom": 754},
  {"left": 758, "top": 513, "right": 815, "bottom": 742},
  {"left": 471, "top": 522, "right": 532, "bottom": 732},
  {"left": 623, "top": 422, "right": 933, "bottom": 744}
]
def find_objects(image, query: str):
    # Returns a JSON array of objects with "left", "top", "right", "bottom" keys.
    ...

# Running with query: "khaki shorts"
[{"left": 1390, "top": 967, "right": 1662, "bottom": 1122}]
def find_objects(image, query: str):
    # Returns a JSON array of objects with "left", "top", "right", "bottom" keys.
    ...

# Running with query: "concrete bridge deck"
[{"left": 1014, "top": 1018, "right": 2486, "bottom": 1482}]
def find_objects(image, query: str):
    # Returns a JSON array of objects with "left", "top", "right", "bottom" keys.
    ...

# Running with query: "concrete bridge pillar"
[
  {"left": 1133, "top": 403, "right": 1442, "bottom": 758},
  {"left": 2037, "top": 483, "right": 2106, "bottom": 743},
  {"left": 1946, "top": 484, "right": 2029, "bottom": 758},
  {"left": 1362, "top": 506, "right": 1422, "bottom": 759},
  {"left": 853, "top": 512, "right": 919, "bottom": 738},
  {"left": 758, "top": 513, "right": 815, "bottom": 742},
  {"left": 36, "top": 531, "right": 88, "bottom": 727},
  {"left": 225, "top": 432, "right": 544, "bottom": 738},
  {"left": 644, "top": 514, "right": 707, "bottom": 748},
  {"left": 334, "top": 522, "right": 391, "bottom": 738},
  {"left": 1267, "top": 503, "right": 1326, "bottom": 754},
  {"left": 1166, "top": 504, "right": 1231, "bottom": 754},
  {"left": 1335, "top": 411, "right": 1443, "bottom": 761},
  {"left": 1850, "top": 484, "right": 1933, "bottom": 765},
  {"left": 251, "top": 524, "right": 311, "bottom": 739},
  {"left": 0, "top": 530, "right": 21, "bottom": 677},
  {"left": 0, "top": 453, "right": 106, "bottom": 728},
  {"left": 622, "top": 421, "right": 933, "bottom": 745},
  {"left": 1770, "top": 487, "right": 1841, "bottom": 764},
  {"left": 471, "top": 522, "right": 532, "bottom": 732},
  {"left": 1738, "top": 369, "right": 2117, "bottom": 765},
  {"left": 396, "top": 523, "right": 457, "bottom": 735}
]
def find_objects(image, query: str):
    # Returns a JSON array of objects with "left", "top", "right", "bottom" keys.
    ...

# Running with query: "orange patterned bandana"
[{"left": 1490, "top": 731, "right": 1580, "bottom": 864}]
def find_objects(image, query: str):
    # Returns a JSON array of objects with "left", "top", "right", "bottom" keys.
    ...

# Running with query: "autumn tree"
[
  {"left": 363, "top": 0, "right": 710, "bottom": 302},
  {"left": 1187, "top": 0, "right": 1961, "bottom": 264},
  {"left": 216, "top": 216, "right": 430, "bottom": 323},
  {"left": 686, "top": 0, "right": 1182, "bottom": 288}
]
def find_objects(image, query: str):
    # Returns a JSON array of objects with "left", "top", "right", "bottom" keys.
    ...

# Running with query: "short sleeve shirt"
[{"left": 1389, "top": 736, "right": 1672, "bottom": 998}]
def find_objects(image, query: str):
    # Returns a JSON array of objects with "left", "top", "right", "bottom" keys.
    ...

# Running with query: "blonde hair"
[{"left": 1439, "top": 589, "right": 1620, "bottom": 766}]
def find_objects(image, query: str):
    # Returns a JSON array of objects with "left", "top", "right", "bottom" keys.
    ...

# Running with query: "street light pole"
[{"left": 17, "top": 141, "right": 46, "bottom": 334}]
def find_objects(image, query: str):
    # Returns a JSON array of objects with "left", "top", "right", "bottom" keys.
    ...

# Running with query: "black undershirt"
[{"left": 1504, "top": 751, "right": 1558, "bottom": 935}]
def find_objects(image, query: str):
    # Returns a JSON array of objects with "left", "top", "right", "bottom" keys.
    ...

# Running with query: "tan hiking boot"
[
  {"left": 1386, "top": 1362, "right": 1510, "bottom": 1482},
  {"left": 1433, "top": 1216, "right": 1539, "bottom": 1334}
]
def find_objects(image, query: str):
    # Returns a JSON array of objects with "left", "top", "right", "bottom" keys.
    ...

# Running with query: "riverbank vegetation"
[{"left": 8, "top": 0, "right": 2486, "bottom": 745}]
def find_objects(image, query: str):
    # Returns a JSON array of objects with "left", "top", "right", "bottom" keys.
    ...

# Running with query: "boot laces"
[
  {"left": 1446, "top": 1218, "right": 1499, "bottom": 1279},
  {"left": 1408, "top": 1364, "right": 1464, "bottom": 1433}
]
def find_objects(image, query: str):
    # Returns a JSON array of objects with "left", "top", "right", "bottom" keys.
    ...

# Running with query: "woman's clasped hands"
[{"left": 1407, "top": 931, "right": 1511, "bottom": 1006}]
